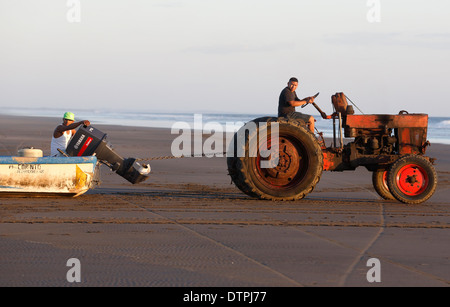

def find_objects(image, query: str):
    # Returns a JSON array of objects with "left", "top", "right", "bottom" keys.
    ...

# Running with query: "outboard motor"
[{"left": 66, "top": 125, "right": 150, "bottom": 184}]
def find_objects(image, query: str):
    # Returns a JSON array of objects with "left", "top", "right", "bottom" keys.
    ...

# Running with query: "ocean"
[{"left": 2, "top": 107, "right": 450, "bottom": 145}]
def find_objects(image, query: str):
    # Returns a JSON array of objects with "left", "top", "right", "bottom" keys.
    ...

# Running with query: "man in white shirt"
[{"left": 51, "top": 112, "right": 90, "bottom": 156}]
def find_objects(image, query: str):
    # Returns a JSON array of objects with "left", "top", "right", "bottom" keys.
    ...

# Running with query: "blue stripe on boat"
[{"left": 0, "top": 156, "right": 97, "bottom": 164}]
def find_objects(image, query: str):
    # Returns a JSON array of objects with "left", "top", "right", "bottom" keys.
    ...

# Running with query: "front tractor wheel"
[
  {"left": 372, "top": 169, "right": 395, "bottom": 200},
  {"left": 227, "top": 117, "right": 323, "bottom": 201},
  {"left": 387, "top": 155, "right": 437, "bottom": 204}
]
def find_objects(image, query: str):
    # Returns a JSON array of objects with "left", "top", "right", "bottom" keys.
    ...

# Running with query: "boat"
[
  {"left": 0, "top": 152, "right": 98, "bottom": 197},
  {"left": 0, "top": 125, "right": 151, "bottom": 198}
]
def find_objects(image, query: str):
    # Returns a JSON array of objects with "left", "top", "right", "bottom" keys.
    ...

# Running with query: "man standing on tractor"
[{"left": 278, "top": 77, "right": 316, "bottom": 132}]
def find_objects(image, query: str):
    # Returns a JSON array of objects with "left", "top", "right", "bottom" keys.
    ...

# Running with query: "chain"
[{"left": 135, "top": 151, "right": 228, "bottom": 161}]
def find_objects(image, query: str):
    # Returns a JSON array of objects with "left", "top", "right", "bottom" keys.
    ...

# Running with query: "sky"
[{"left": 1, "top": 0, "right": 450, "bottom": 117}]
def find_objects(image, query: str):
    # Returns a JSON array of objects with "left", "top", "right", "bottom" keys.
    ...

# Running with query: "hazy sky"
[{"left": 1, "top": 0, "right": 449, "bottom": 117}]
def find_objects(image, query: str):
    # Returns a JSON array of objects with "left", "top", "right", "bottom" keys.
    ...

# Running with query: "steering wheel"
[{"left": 301, "top": 92, "right": 320, "bottom": 108}]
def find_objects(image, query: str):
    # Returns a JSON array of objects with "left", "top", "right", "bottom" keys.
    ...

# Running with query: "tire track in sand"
[{"left": 111, "top": 194, "right": 305, "bottom": 287}]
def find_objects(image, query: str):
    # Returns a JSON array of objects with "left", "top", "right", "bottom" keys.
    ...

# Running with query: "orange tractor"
[{"left": 227, "top": 93, "right": 437, "bottom": 204}]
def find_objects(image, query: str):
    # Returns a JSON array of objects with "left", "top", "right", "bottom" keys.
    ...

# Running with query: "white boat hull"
[{"left": 0, "top": 156, "right": 98, "bottom": 197}]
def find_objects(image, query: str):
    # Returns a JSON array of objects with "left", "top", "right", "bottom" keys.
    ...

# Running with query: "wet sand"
[{"left": 0, "top": 114, "right": 449, "bottom": 287}]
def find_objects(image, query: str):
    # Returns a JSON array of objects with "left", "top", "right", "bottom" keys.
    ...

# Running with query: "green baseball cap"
[{"left": 63, "top": 112, "right": 75, "bottom": 121}]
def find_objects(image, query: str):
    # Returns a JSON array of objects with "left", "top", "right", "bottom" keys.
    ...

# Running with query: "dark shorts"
[{"left": 284, "top": 111, "right": 312, "bottom": 122}]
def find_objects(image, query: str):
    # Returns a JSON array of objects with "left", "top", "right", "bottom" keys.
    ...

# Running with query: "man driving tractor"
[{"left": 278, "top": 77, "right": 316, "bottom": 132}]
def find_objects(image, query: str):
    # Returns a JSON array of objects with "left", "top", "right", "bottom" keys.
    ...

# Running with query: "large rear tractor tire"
[
  {"left": 227, "top": 117, "right": 323, "bottom": 201},
  {"left": 387, "top": 155, "right": 437, "bottom": 204}
]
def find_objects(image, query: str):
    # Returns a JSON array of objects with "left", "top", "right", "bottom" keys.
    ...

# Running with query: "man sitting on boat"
[{"left": 51, "top": 112, "right": 90, "bottom": 157}]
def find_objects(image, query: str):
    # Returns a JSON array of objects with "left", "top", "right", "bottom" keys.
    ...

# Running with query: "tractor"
[{"left": 227, "top": 93, "right": 437, "bottom": 204}]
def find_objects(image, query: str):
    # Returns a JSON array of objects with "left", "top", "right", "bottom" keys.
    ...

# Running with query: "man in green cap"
[{"left": 51, "top": 112, "right": 90, "bottom": 156}]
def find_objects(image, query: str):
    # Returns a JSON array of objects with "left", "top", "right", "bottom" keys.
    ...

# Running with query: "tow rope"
[{"left": 135, "top": 151, "right": 228, "bottom": 161}]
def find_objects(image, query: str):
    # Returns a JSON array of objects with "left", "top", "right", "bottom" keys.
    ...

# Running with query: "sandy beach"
[{"left": 0, "top": 114, "right": 449, "bottom": 288}]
